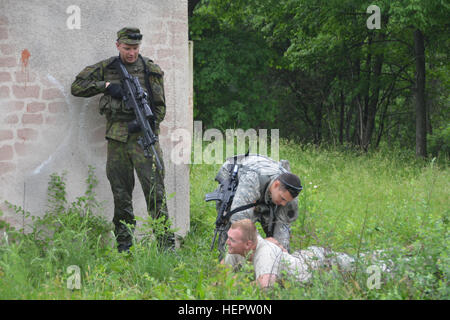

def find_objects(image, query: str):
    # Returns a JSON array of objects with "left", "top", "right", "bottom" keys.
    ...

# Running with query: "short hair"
[
  {"left": 230, "top": 219, "right": 257, "bottom": 243},
  {"left": 276, "top": 172, "right": 302, "bottom": 198}
]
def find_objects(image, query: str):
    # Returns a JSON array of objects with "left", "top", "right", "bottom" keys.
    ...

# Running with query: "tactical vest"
[
  {"left": 216, "top": 154, "right": 290, "bottom": 204},
  {"left": 98, "top": 56, "right": 164, "bottom": 122}
]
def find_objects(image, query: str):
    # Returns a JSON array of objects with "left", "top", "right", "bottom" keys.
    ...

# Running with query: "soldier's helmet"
[{"left": 117, "top": 27, "right": 142, "bottom": 45}]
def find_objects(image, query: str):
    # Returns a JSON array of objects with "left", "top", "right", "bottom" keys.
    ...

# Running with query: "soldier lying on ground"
[{"left": 221, "top": 219, "right": 392, "bottom": 289}]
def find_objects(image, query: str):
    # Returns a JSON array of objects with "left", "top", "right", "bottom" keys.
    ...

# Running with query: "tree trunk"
[
  {"left": 362, "top": 53, "right": 383, "bottom": 151},
  {"left": 188, "top": 0, "right": 202, "bottom": 17},
  {"left": 339, "top": 90, "right": 345, "bottom": 145},
  {"left": 414, "top": 29, "right": 427, "bottom": 158},
  {"left": 314, "top": 103, "right": 323, "bottom": 145}
]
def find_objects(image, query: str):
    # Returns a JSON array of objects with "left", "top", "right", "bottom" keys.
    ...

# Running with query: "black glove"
[{"left": 106, "top": 83, "right": 124, "bottom": 99}]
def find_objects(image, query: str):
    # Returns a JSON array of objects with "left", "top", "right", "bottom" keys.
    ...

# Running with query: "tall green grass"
[{"left": 0, "top": 143, "right": 448, "bottom": 299}]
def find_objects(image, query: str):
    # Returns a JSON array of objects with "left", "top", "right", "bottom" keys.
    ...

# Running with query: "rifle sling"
[
  {"left": 139, "top": 55, "right": 156, "bottom": 115},
  {"left": 228, "top": 202, "right": 258, "bottom": 216}
]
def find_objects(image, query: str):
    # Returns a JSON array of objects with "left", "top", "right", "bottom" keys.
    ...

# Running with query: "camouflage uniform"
[
  {"left": 71, "top": 27, "right": 173, "bottom": 251},
  {"left": 214, "top": 154, "right": 299, "bottom": 255}
]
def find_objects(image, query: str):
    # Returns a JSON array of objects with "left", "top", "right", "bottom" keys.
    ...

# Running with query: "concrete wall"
[{"left": 0, "top": 0, "right": 191, "bottom": 240}]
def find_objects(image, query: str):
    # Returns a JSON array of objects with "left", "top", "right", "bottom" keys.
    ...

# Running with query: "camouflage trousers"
[{"left": 106, "top": 132, "right": 173, "bottom": 250}]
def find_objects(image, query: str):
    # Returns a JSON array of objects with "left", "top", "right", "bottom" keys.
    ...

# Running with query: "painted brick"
[
  {"left": 48, "top": 101, "right": 65, "bottom": 113},
  {"left": 22, "top": 113, "right": 43, "bottom": 125},
  {"left": 0, "top": 57, "right": 16, "bottom": 68},
  {"left": 27, "top": 102, "right": 46, "bottom": 113},
  {"left": 14, "top": 71, "right": 36, "bottom": 83},
  {"left": 4, "top": 101, "right": 24, "bottom": 113},
  {"left": 17, "top": 128, "right": 38, "bottom": 141},
  {"left": 0, "top": 145, "right": 13, "bottom": 161},
  {"left": 0, "top": 16, "right": 8, "bottom": 25},
  {"left": 0, "top": 130, "right": 13, "bottom": 141},
  {"left": 0, "top": 72, "right": 11, "bottom": 82},
  {"left": 0, "top": 27, "right": 8, "bottom": 40},
  {"left": 0, "top": 44, "right": 14, "bottom": 55},
  {"left": 0, "top": 162, "right": 15, "bottom": 176},
  {"left": 12, "top": 85, "right": 40, "bottom": 99},
  {"left": 14, "top": 142, "right": 29, "bottom": 157},
  {"left": 4, "top": 114, "right": 19, "bottom": 124},
  {"left": 0, "top": 86, "right": 9, "bottom": 98},
  {"left": 42, "top": 88, "right": 64, "bottom": 100},
  {"left": 45, "top": 115, "right": 58, "bottom": 125}
]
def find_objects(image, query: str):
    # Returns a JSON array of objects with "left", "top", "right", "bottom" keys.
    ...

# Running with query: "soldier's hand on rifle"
[{"left": 105, "top": 82, "right": 124, "bottom": 99}]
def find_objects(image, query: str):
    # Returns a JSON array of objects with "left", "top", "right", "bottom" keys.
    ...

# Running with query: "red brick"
[
  {"left": 17, "top": 128, "right": 38, "bottom": 141},
  {"left": 4, "top": 114, "right": 18, "bottom": 124},
  {"left": 14, "top": 71, "right": 36, "bottom": 83},
  {"left": 0, "top": 27, "right": 8, "bottom": 40},
  {"left": 14, "top": 142, "right": 29, "bottom": 157},
  {"left": 0, "top": 57, "right": 16, "bottom": 68},
  {"left": 0, "top": 130, "right": 13, "bottom": 141},
  {"left": 0, "top": 16, "right": 8, "bottom": 25},
  {"left": 0, "top": 44, "right": 14, "bottom": 55},
  {"left": 0, "top": 145, "right": 13, "bottom": 161},
  {"left": 0, "top": 72, "right": 11, "bottom": 82},
  {"left": 0, "top": 86, "right": 9, "bottom": 98},
  {"left": 0, "top": 162, "right": 16, "bottom": 176},
  {"left": 22, "top": 114, "right": 43, "bottom": 125},
  {"left": 48, "top": 101, "right": 65, "bottom": 113},
  {"left": 42, "top": 88, "right": 64, "bottom": 100},
  {"left": 4, "top": 101, "right": 24, "bottom": 113},
  {"left": 27, "top": 102, "right": 46, "bottom": 113},
  {"left": 12, "top": 85, "right": 40, "bottom": 99}
]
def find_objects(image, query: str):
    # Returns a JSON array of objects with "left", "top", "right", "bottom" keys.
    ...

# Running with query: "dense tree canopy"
[{"left": 189, "top": 0, "right": 449, "bottom": 156}]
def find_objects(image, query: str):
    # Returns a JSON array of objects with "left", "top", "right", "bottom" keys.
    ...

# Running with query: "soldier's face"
[
  {"left": 270, "top": 180, "right": 294, "bottom": 206},
  {"left": 116, "top": 42, "right": 140, "bottom": 64},
  {"left": 226, "top": 228, "right": 252, "bottom": 256}
]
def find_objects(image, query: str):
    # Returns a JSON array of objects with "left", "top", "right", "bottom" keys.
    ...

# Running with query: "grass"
[{"left": 0, "top": 142, "right": 448, "bottom": 299}]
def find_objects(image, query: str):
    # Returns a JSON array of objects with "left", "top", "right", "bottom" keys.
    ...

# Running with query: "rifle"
[
  {"left": 115, "top": 58, "right": 163, "bottom": 171},
  {"left": 205, "top": 162, "right": 240, "bottom": 251},
  {"left": 205, "top": 163, "right": 259, "bottom": 253}
]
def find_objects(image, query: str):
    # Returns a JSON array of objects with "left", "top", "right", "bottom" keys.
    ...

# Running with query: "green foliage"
[
  {"left": 190, "top": 2, "right": 285, "bottom": 130},
  {"left": 190, "top": 0, "right": 449, "bottom": 153},
  {"left": 0, "top": 142, "right": 448, "bottom": 299},
  {"left": 428, "top": 124, "right": 450, "bottom": 157}
]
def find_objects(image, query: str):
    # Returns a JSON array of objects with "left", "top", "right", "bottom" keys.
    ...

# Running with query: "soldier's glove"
[{"left": 106, "top": 83, "right": 124, "bottom": 99}]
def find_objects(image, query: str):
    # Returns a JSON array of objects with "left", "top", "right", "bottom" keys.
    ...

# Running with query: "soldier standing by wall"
[{"left": 71, "top": 27, "right": 174, "bottom": 252}]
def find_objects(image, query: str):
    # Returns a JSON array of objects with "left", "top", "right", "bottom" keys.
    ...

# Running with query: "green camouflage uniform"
[
  {"left": 71, "top": 27, "right": 173, "bottom": 251},
  {"left": 214, "top": 154, "right": 299, "bottom": 256}
]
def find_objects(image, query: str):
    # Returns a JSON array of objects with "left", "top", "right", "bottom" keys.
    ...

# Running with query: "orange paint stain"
[
  {"left": 21, "top": 49, "right": 31, "bottom": 68},
  {"left": 20, "top": 49, "right": 31, "bottom": 88}
]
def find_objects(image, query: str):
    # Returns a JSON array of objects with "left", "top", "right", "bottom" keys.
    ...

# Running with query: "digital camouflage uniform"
[
  {"left": 71, "top": 27, "right": 173, "bottom": 251},
  {"left": 214, "top": 154, "right": 299, "bottom": 256}
]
